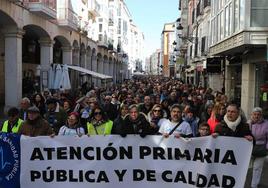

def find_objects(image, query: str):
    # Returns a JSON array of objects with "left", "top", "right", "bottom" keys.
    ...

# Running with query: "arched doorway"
[
  {"left": 54, "top": 35, "right": 71, "bottom": 65},
  {"left": 0, "top": 10, "right": 21, "bottom": 110},
  {"left": 22, "top": 24, "right": 51, "bottom": 96}
]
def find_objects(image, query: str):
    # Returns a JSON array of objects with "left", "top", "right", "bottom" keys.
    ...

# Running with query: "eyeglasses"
[{"left": 94, "top": 112, "right": 102, "bottom": 115}]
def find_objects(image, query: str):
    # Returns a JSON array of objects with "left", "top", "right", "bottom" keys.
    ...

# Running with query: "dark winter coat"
[
  {"left": 122, "top": 113, "right": 154, "bottom": 136},
  {"left": 215, "top": 120, "right": 252, "bottom": 138}
]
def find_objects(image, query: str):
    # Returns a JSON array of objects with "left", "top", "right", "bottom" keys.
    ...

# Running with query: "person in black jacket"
[
  {"left": 213, "top": 103, "right": 253, "bottom": 141},
  {"left": 111, "top": 104, "right": 129, "bottom": 134},
  {"left": 122, "top": 104, "right": 155, "bottom": 137}
]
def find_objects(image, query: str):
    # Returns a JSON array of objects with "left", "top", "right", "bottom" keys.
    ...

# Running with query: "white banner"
[{"left": 20, "top": 135, "right": 252, "bottom": 188}]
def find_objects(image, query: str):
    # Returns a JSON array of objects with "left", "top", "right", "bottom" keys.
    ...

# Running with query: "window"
[
  {"left": 234, "top": 0, "right": 239, "bottom": 32},
  {"left": 229, "top": 2, "right": 233, "bottom": 34},
  {"left": 225, "top": 6, "right": 229, "bottom": 37},
  {"left": 192, "top": 8, "right": 195, "bottom": 24},
  {"left": 217, "top": 14, "right": 220, "bottom": 41},
  {"left": 239, "top": 0, "right": 245, "bottom": 29},
  {"left": 99, "top": 24, "right": 102, "bottom": 32},
  {"left": 251, "top": 0, "right": 268, "bottom": 27},
  {"left": 221, "top": 11, "right": 224, "bottom": 40},
  {"left": 201, "top": 36, "right": 206, "bottom": 54},
  {"left": 118, "top": 18, "right": 121, "bottom": 34}
]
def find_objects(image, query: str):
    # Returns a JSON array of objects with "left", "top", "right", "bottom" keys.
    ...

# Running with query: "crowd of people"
[{"left": 1, "top": 77, "right": 268, "bottom": 188}]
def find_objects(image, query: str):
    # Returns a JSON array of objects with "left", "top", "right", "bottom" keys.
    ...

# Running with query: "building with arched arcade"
[{"left": 0, "top": 0, "right": 137, "bottom": 110}]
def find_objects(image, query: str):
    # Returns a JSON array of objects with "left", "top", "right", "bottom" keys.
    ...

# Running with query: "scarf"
[
  {"left": 224, "top": 114, "right": 241, "bottom": 131},
  {"left": 91, "top": 119, "right": 105, "bottom": 127}
]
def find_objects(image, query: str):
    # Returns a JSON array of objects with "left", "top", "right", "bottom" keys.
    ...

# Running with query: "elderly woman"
[
  {"left": 87, "top": 107, "right": 113, "bottom": 135},
  {"left": 58, "top": 112, "right": 85, "bottom": 136},
  {"left": 248, "top": 107, "right": 268, "bottom": 188}
]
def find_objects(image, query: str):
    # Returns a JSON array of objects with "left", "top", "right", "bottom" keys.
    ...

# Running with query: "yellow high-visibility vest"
[
  {"left": 87, "top": 120, "right": 113, "bottom": 135},
  {"left": 1, "top": 119, "right": 23, "bottom": 133}
]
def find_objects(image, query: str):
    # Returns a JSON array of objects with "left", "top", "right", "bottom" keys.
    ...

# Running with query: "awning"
[{"left": 67, "top": 65, "right": 112, "bottom": 79}]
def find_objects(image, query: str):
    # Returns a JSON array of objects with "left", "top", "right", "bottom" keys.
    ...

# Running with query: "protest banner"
[
  {"left": 19, "top": 135, "right": 252, "bottom": 188},
  {"left": 0, "top": 133, "right": 20, "bottom": 188}
]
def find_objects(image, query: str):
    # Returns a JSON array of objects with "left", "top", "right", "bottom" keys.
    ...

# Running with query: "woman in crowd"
[
  {"left": 32, "top": 93, "right": 46, "bottom": 116},
  {"left": 147, "top": 104, "right": 165, "bottom": 133},
  {"left": 207, "top": 103, "right": 226, "bottom": 133},
  {"left": 248, "top": 107, "right": 268, "bottom": 188},
  {"left": 63, "top": 100, "right": 73, "bottom": 115},
  {"left": 200, "top": 103, "right": 214, "bottom": 123},
  {"left": 87, "top": 107, "right": 113, "bottom": 135},
  {"left": 58, "top": 112, "right": 85, "bottom": 136},
  {"left": 112, "top": 104, "right": 129, "bottom": 134}
]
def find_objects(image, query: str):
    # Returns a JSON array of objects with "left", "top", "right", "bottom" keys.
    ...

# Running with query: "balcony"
[
  {"left": 98, "top": 35, "right": 108, "bottom": 48},
  {"left": 25, "top": 0, "right": 57, "bottom": 20},
  {"left": 88, "top": 0, "right": 100, "bottom": 17},
  {"left": 57, "top": 8, "right": 79, "bottom": 31}
]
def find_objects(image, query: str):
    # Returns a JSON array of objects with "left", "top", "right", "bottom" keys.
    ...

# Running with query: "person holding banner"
[
  {"left": 58, "top": 112, "right": 85, "bottom": 136},
  {"left": 87, "top": 107, "right": 113, "bottom": 135},
  {"left": 1, "top": 107, "right": 23, "bottom": 133},
  {"left": 121, "top": 104, "right": 155, "bottom": 137},
  {"left": 18, "top": 106, "right": 53, "bottom": 137},
  {"left": 213, "top": 103, "right": 253, "bottom": 141},
  {"left": 248, "top": 107, "right": 268, "bottom": 188},
  {"left": 111, "top": 104, "right": 129, "bottom": 135},
  {"left": 158, "top": 104, "right": 193, "bottom": 138},
  {"left": 196, "top": 122, "right": 211, "bottom": 137}
]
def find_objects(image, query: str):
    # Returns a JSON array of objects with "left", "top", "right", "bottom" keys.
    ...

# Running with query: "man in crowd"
[
  {"left": 139, "top": 95, "right": 153, "bottom": 115},
  {"left": 159, "top": 104, "right": 192, "bottom": 138},
  {"left": 214, "top": 103, "right": 253, "bottom": 141},
  {"left": 1, "top": 107, "right": 23, "bottom": 133},
  {"left": 19, "top": 97, "right": 31, "bottom": 121},
  {"left": 18, "top": 106, "right": 53, "bottom": 137},
  {"left": 102, "top": 95, "right": 118, "bottom": 121},
  {"left": 44, "top": 98, "right": 67, "bottom": 134}
]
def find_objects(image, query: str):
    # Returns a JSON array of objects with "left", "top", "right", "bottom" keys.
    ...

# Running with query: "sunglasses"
[
  {"left": 94, "top": 112, "right": 102, "bottom": 115},
  {"left": 153, "top": 109, "right": 161, "bottom": 112}
]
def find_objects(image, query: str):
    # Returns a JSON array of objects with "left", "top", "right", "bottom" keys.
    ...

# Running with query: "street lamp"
[{"left": 177, "top": 23, "right": 198, "bottom": 43}]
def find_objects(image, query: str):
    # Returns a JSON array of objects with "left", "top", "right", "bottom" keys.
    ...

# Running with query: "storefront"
[{"left": 255, "top": 63, "right": 268, "bottom": 118}]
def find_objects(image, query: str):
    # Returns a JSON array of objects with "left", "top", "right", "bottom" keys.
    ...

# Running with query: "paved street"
[{"left": 245, "top": 158, "right": 268, "bottom": 188}]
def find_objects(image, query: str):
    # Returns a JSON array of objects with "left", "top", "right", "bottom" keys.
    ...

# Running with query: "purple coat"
[{"left": 251, "top": 120, "right": 268, "bottom": 149}]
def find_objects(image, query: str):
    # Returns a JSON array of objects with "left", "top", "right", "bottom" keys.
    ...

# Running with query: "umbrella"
[
  {"left": 48, "top": 64, "right": 55, "bottom": 89},
  {"left": 59, "top": 64, "right": 71, "bottom": 90},
  {"left": 53, "top": 64, "right": 63, "bottom": 89}
]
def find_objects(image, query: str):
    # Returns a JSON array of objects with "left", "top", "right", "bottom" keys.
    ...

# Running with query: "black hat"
[
  {"left": 27, "top": 106, "right": 40, "bottom": 113},
  {"left": 46, "top": 98, "right": 57, "bottom": 105}
]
